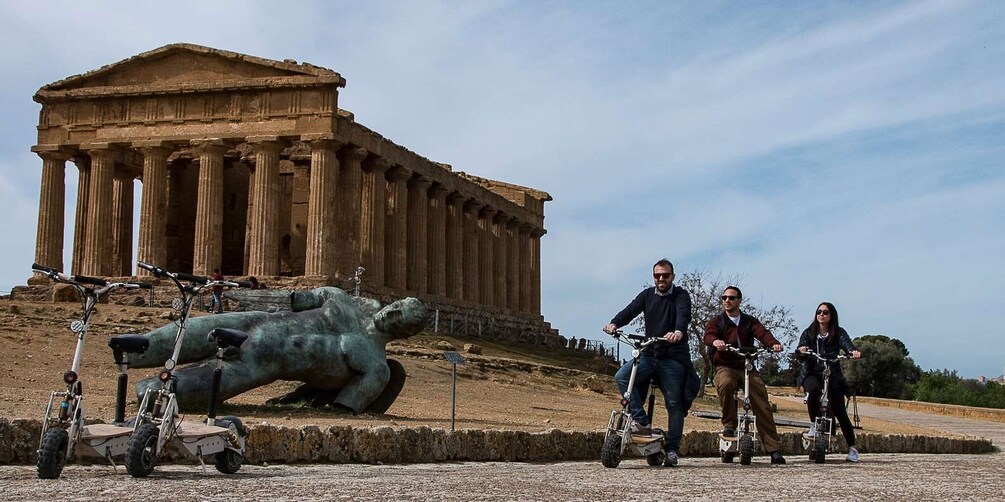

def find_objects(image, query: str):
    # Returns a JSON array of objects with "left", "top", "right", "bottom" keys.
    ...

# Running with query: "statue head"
[{"left": 374, "top": 297, "right": 426, "bottom": 340}]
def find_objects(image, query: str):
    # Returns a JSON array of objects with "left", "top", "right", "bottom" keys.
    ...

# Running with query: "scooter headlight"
[
  {"left": 159, "top": 370, "right": 172, "bottom": 382},
  {"left": 63, "top": 371, "right": 78, "bottom": 384}
]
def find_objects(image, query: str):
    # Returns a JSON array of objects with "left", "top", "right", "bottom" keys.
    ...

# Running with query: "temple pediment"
[{"left": 36, "top": 43, "right": 344, "bottom": 102}]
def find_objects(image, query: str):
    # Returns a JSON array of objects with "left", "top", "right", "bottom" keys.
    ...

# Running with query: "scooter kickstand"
[
  {"left": 196, "top": 445, "right": 207, "bottom": 475},
  {"left": 105, "top": 450, "right": 118, "bottom": 473}
]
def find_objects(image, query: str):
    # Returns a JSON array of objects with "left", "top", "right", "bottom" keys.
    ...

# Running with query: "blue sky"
[{"left": 0, "top": 1, "right": 1002, "bottom": 377}]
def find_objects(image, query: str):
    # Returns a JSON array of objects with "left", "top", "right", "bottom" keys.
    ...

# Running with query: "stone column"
[
  {"left": 531, "top": 228, "right": 544, "bottom": 316},
  {"left": 406, "top": 175, "right": 432, "bottom": 293},
  {"left": 478, "top": 207, "right": 497, "bottom": 306},
  {"left": 427, "top": 184, "right": 449, "bottom": 297},
  {"left": 303, "top": 137, "right": 340, "bottom": 277},
  {"left": 384, "top": 166, "right": 411, "bottom": 290},
  {"left": 81, "top": 145, "right": 117, "bottom": 276},
  {"left": 32, "top": 149, "right": 71, "bottom": 271},
  {"left": 445, "top": 192, "right": 467, "bottom": 300},
  {"left": 462, "top": 201, "right": 483, "bottom": 303},
  {"left": 493, "top": 212, "right": 508, "bottom": 309},
  {"left": 506, "top": 218, "right": 521, "bottom": 310},
  {"left": 135, "top": 144, "right": 171, "bottom": 276},
  {"left": 192, "top": 140, "right": 229, "bottom": 276},
  {"left": 111, "top": 168, "right": 135, "bottom": 276},
  {"left": 335, "top": 146, "right": 367, "bottom": 279},
  {"left": 70, "top": 156, "right": 90, "bottom": 275},
  {"left": 359, "top": 157, "right": 390, "bottom": 286},
  {"left": 518, "top": 224, "right": 533, "bottom": 314},
  {"left": 246, "top": 138, "right": 285, "bottom": 277}
]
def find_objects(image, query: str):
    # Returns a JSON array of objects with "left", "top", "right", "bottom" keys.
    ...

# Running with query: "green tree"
[{"left": 844, "top": 335, "right": 921, "bottom": 398}]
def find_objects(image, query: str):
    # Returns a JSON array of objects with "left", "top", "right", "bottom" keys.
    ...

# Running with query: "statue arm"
[{"left": 333, "top": 341, "right": 391, "bottom": 414}]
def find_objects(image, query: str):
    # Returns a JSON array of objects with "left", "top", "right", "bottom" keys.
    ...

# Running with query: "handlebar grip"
[
  {"left": 233, "top": 281, "right": 252, "bottom": 288},
  {"left": 73, "top": 274, "right": 108, "bottom": 287},
  {"left": 627, "top": 334, "right": 646, "bottom": 341},
  {"left": 136, "top": 261, "right": 156, "bottom": 271},
  {"left": 176, "top": 272, "right": 208, "bottom": 283},
  {"left": 31, "top": 262, "right": 59, "bottom": 274},
  {"left": 133, "top": 282, "right": 153, "bottom": 289}
]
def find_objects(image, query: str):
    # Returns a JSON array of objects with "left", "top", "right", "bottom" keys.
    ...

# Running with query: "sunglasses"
[
  {"left": 816, "top": 310, "right": 831, "bottom": 316},
  {"left": 653, "top": 273, "right": 673, "bottom": 279},
  {"left": 720, "top": 295, "right": 739, "bottom": 301}
]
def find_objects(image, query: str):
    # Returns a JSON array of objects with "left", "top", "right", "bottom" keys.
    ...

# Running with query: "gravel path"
[{"left": 3, "top": 400, "right": 1003, "bottom": 500}]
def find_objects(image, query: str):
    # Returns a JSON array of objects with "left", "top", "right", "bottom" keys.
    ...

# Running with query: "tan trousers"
[{"left": 713, "top": 365, "right": 781, "bottom": 453}]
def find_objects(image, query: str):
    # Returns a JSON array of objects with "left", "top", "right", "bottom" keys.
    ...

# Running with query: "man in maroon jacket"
[{"left": 703, "top": 285, "right": 786, "bottom": 464}]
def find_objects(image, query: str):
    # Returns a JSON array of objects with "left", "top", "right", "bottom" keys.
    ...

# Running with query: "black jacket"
[
  {"left": 610, "top": 285, "right": 692, "bottom": 357},
  {"left": 795, "top": 326, "right": 856, "bottom": 388}
]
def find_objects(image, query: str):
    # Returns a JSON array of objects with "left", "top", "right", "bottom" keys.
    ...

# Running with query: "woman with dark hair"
[{"left": 796, "top": 302, "right": 862, "bottom": 462}]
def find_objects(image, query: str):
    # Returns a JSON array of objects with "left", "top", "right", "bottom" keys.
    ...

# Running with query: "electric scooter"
[
  {"left": 801, "top": 350, "right": 851, "bottom": 463},
  {"left": 31, "top": 263, "right": 151, "bottom": 479},
  {"left": 124, "top": 262, "right": 251, "bottom": 477},
  {"left": 718, "top": 346, "right": 768, "bottom": 466},
  {"left": 600, "top": 330, "right": 669, "bottom": 468}
]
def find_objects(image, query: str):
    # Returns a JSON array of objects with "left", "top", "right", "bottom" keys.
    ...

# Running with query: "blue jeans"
[
  {"left": 614, "top": 355, "right": 686, "bottom": 451},
  {"left": 209, "top": 291, "right": 223, "bottom": 314}
]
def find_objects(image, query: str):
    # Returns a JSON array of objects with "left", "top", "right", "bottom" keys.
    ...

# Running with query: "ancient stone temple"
[{"left": 30, "top": 43, "right": 556, "bottom": 340}]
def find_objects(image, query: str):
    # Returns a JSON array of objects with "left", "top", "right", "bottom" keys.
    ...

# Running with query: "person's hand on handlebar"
[
  {"left": 851, "top": 350, "right": 861, "bottom": 359},
  {"left": 664, "top": 330, "right": 684, "bottom": 343},
  {"left": 712, "top": 339, "right": 727, "bottom": 350},
  {"left": 798, "top": 345, "right": 810, "bottom": 354},
  {"left": 771, "top": 344, "right": 783, "bottom": 353},
  {"left": 603, "top": 324, "right": 618, "bottom": 335}
]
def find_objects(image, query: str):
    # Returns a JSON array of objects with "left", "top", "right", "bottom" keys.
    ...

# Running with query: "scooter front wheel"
[
  {"left": 37, "top": 428, "right": 69, "bottom": 479},
  {"left": 739, "top": 435, "right": 754, "bottom": 466},
  {"left": 646, "top": 450, "right": 666, "bottom": 466},
  {"left": 126, "top": 423, "right": 159, "bottom": 477},
  {"left": 601, "top": 435, "right": 622, "bottom": 468},
  {"left": 813, "top": 433, "right": 828, "bottom": 464}
]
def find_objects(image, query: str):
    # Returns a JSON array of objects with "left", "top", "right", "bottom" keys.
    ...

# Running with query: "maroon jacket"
[{"left": 703, "top": 312, "right": 781, "bottom": 370}]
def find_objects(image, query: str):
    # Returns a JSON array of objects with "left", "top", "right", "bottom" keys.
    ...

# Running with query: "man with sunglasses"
[
  {"left": 603, "top": 259, "right": 698, "bottom": 467},
  {"left": 703, "top": 286, "right": 787, "bottom": 464}
]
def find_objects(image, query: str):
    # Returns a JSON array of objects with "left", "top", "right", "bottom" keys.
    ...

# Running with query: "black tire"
[
  {"left": 214, "top": 416, "right": 246, "bottom": 474},
  {"left": 808, "top": 448, "right": 816, "bottom": 461},
  {"left": 646, "top": 450, "right": 666, "bottom": 466},
  {"left": 721, "top": 452, "right": 735, "bottom": 463},
  {"left": 739, "top": 435, "right": 754, "bottom": 466},
  {"left": 37, "top": 428, "right": 69, "bottom": 479},
  {"left": 600, "top": 434, "right": 622, "bottom": 468},
  {"left": 126, "top": 423, "right": 158, "bottom": 477},
  {"left": 814, "top": 432, "right": 828, "bottom": 464}
]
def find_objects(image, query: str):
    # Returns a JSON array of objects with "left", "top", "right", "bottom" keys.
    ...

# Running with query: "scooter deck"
[
  {"left": 630, "top": 432, "right": 663, "bottom": 444},
  {"left": 175, "top": 421, "right": 228, "bottom": 439},
  {"left": 80, "top": 424, "right": 133, "bottom": 440}
]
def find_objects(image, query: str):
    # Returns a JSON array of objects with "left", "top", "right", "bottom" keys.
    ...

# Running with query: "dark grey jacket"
[{"left": 795, "top": 326, "right": 856, "bottom": 388}]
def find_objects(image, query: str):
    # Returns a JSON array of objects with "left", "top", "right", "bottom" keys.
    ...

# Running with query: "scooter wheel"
[
  {"left": 814, "top": 433, "right": 828, "bottom": 464},
  {"left": 739, "top": 435, "right": 754, "bottom": 466},
  {"left": 37, "top": 428, "right": 69, "bottom": 479},
  {"left": 601, "top": 435, "right": 622, "bottom": 468},
  {"left": 721, "top": 452, "right": 735, "bottom": 463},
  {"left": 646, "top": 451, "right": 666, "bottom": 466},
  {"left": 126, "top": 423, "right": 158, "bottom": 477}
]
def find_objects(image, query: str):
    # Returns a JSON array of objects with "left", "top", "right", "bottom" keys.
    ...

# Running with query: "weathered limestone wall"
[{"left": 0, "top": 418, "right": 992, "bottom": 466}]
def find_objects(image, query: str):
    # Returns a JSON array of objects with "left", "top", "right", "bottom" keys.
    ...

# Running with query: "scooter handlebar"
[
  {"left": 73, "top": 274, "right": 108, "bottom": 287},
  {"left": 803, "top": 350, "right": 852, "bottom": 363},
  {"left": 31, "top": 262, "right": 59, "bottom": 275},
  {"left": 175, "top": 271, "right": 208, "bottom": 284}
]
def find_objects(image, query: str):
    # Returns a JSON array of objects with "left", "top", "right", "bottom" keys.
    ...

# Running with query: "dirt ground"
[{"left": 0, "top": 298, "right": 945, "bottom": 438}]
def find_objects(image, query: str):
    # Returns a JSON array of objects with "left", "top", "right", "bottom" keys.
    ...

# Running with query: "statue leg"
[{"left": 134, "top": 355, "right": 277, "bottom": 410}]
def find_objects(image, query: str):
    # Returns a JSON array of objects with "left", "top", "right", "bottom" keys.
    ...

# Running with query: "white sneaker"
[
  {"left": 806, "top": 423, "right": 817, "bottom": 436},
  {"left": 846, "top": 446, "right": 859, "bottom": 463}
]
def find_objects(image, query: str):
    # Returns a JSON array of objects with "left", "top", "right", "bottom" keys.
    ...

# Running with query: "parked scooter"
[
  {"left": 600, "top": 330, "right": 669, "bottom": 468},
  {"left": 124, "top": 262, "right": 251, "bottom": 477},
  {"left": 31, "top": 263, "right": 151, "bottom": 479},
  {"left": 801, "top": 350, "right": 851, "bottom": 463},
  {"left": 718, "top": 346, "right": 768, "bottom": 465}
]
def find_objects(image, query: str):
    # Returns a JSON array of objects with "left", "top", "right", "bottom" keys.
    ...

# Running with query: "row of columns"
[{"left": 33, "top": 139, "right": 545, "bottom": 315}]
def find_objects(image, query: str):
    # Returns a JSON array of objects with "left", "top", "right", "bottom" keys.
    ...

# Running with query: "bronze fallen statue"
[{"left": 131, "top": 287, "right": 426, "bottom": 414}]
